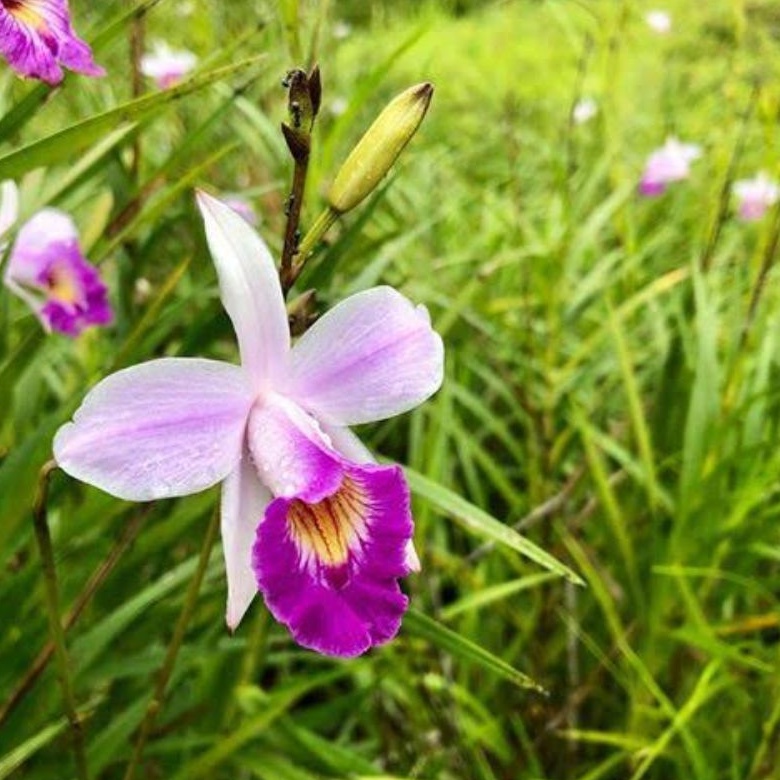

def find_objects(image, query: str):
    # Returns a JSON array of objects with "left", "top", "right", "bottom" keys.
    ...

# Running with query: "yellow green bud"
[{"left": 327, "top": 82, "right": 433, "bottom": 214}]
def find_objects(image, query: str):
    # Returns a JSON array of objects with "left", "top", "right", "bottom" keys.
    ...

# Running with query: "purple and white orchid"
[
  {"left": 2, "top": 198, "right": 112, "bottom": 336},
  {"left": 0, "top": 0, "right": 104, "bottom": 85},
  {"left": 639, "top": 137, "right": 701, "bottom": 197},
  {"left": 53, "top": 192, "right": 444, "bottom": 657},
  {"left": 733, "top": 172, "right": 780, "bottom": 222}
]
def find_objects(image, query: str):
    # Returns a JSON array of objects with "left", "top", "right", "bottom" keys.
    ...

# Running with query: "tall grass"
[{"left": 1, "top": 0, "right": 780, "bottom": 778}]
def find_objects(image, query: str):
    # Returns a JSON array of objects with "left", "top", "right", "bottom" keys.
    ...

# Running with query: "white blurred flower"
[
  {"left": 733, "top": 172, "right": 780, "bottom": 222},
  {"left": 572, "top": 97, "right": 597, "bottom": 125},
  {"left": 140, "top": 44, "right": 197, "bottom": 90},
  {"left": 333, "top": 21, "right": 352, "bottom": 40},
  {"left": 330, "top": 97, "right": 348, "bottom": 117},
  {"left": 645, "top": 10, "right": 672, "bottom": 34}
]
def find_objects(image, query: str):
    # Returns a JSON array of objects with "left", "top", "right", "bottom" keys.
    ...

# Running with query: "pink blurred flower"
[
  {"left": 2, "top": 193, "right": 112, "bottom": 336},
  {"left": 645, "top": 10, "right": 672, "bottom": 34},
  {"left": 0, "top": 0, "right": 104, "bottom": 85},
  {"left": 639, "top": 137, "right": 702, "bottom": 197},
  {"left": 733, "top": 172, "right": 780, "bottom": 222},
  {"left": 140, "top": 44, "right": 197, "bottom": 89}
]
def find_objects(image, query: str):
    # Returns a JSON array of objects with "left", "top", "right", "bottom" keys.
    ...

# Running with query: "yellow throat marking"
[{"left": 287, "top": 477, "right": 369, "bottom": 567}]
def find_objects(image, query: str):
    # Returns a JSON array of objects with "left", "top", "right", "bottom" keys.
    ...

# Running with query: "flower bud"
[{"left": 327, "top": 82, "right": 433, "bottom": 214}]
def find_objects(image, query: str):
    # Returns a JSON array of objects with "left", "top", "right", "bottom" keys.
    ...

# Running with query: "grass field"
[{"left": 1, "top": 0, "right": 780, "bottom": 778}]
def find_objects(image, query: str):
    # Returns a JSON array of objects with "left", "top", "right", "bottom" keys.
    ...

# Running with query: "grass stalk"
[
  {"left": 31, "top": 461, "right": 89, "bottom": 780},
  {"left": 0, "top": 505, "right": 150, "bottom": 729},
  {"left": 123, "top": 506, "right": 220, "bottom": 780}
]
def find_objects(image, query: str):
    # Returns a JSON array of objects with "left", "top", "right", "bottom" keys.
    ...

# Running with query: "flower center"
[
  {"left": 2, "top": 1, "right": 45, "bottom": 29},
  {"left": 287, "top": 476, "right": 369, "bottom": 568},
  {"left": 44, "top": 262, "right": 81, "bottom": 304}
]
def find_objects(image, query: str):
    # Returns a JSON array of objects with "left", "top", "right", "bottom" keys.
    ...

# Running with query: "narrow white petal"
[
  {"left": 221, "top": 450, "right": 271, "bottom": 630},
  {"left": 197, "top": 191, "right": 290, "bottom": 390}
]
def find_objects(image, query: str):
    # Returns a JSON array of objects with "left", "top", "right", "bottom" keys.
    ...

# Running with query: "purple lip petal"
[
  {"left": 0, "top": 0, "right": 103, "bottom": 85},
  {"left": 253, "top": 462, "right": 413, "bottom": 658}
]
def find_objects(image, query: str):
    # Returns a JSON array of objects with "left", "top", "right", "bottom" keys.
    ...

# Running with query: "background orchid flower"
[
  {"left": 639, "top": 137, "right": 701, "bottom": 196},
  {"left": 572, "top": 97, "right": 597, "bottom": 125},
  {"left": 0, "top": 0, "right": 104, "bottom": 85},
  {"left": 3, "top": 207, "right": 112, "bottom": 336},
  {"left": 53, "top": 192, "right": 444, "bottom": 658},
  {"left": 733, "top": 172, "right": 780, "bottom": 222},
  {"left": 645, "top": 10, "right": 672, "bottom": 34},
  {"left": 140, "top": 43, "right": 197, "bottom": 89}
]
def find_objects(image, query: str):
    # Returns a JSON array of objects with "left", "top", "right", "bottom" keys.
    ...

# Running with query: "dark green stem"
[{"left": 32, "top": 461, "right": 90, "bottom": 780}]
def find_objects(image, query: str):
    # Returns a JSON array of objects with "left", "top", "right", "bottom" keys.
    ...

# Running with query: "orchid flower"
[
  {"left": 140, "top": 43, "right": 197, "bottom": 89},
  {"left": 2, "top": 200, "right": 112, "bottom": 336},
  {"left": 733, "top": 172, "right": 780, "bottom": 222},
  {"left": 639, "top": 137, "right": 701, "bottom": 197},
  {"left": 53, "top": 192, "right": 444, "bottom": 657},
  {"left": 0, "top": 0, "right": 104, "bottom": 85}
]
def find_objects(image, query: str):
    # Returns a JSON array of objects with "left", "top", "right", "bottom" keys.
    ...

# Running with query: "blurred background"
[{"left": 1, "top": 0, "right": 780, "bottom": 777}]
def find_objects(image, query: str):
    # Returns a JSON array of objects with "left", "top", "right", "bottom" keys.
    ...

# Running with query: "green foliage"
[{"left": 1, "top": 0, "right": 780, "bottom": 778}]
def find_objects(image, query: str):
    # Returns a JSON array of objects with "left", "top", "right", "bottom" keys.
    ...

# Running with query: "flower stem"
[
  {"left": 280, "top": 147, "right": 310, "bottom": 296},
  {"left": 123, "top": 506, "right": 220, "bottom": 780},
  {"left": 287, "top": 206, "right": 339, "bottom": 286},
  {"left": 31, "top": 461, "right": 90, "bottom": 780}
]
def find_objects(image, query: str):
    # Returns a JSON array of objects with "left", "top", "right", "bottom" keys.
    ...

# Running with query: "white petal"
[
  {"left": 221, "top": 449, "right": 271, "bottom": 630},
  {"left": 284, "top": 286, "right": 444, "bottom": 426},
  {"left": 0, "top": 180, "right": 19, "bottom": 241},
  {"left": 54, "top": 358, "right": 253, "bottom": 501},
  {"left": 196, "top": 191, "right": 290, "bottom": 390}
]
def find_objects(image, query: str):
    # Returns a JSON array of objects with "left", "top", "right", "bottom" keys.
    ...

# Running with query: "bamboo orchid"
[{"left": 54, "top": 192, "right": 444, "bottom": 657}]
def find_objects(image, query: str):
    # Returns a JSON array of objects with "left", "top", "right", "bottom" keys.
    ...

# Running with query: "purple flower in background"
[
  {"left": 53, "top": 193, "right": 443, "bottom": 657},
  {"left": 639, "top": 137, "right": 701, "bottom": 197},
  {"left": 3, "top": 203, "right": 112, "bottom": 336},
  {"left": 733, "top": 172, "right": 780, "bottom": 222},
  {"left": 140, "top": 43, "right": 197, "bottom": 89},
  {"left": 0, "top": 0, "right": 104, "bottom": 85}
]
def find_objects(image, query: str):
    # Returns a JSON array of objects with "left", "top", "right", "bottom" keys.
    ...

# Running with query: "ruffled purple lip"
[
  {"left": 0, "top": 0, "right": 104, "bottom": 85},
  {"left": 253, "top": 461, "right": 413, "bottom": 658}
]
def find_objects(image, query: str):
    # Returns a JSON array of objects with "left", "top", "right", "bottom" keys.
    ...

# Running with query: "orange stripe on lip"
[{"left": 287, "top": 477, "right": 369, "bottom": 567}]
